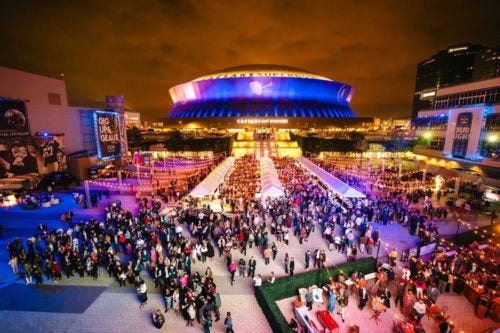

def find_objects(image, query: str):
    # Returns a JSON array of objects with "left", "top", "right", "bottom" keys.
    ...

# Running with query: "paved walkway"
[{"left": 0, "top": 184, "right": 498, "bottom": 333}]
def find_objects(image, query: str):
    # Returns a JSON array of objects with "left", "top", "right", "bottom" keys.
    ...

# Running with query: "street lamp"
[{"left": 375, "top": 240, "right": 382, "bottom": 269}]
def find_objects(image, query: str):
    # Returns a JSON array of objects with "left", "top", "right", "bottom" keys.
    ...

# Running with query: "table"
[
  {"left": 294, "top": 306, "right": 322, "bottom": 333},
  {"left": 317, "top": 310, "right": 339, "bottom": 333},
  {"left": 464, "top": 283, "right": 484, "bottom": 305},
  {"left": 489, "top": 297, "right": 500, "bottom": 322},
  {"left": 312, "top": 287, "right": 323, "bottom": 304}
]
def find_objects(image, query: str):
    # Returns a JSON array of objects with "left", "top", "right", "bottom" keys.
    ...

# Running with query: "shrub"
[{"left": 255, "top": 257, "right": 376, "bottom": 332}]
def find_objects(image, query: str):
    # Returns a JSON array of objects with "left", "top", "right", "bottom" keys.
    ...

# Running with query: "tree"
[
  {"left": 349, "top": 132, "right": 367, "bottom": 156},
  {"left": 168, "top": 130, "right": 184, "bottom": 152},
  {"left": 126, "top": 126, "right": 143, "bottom": 151}
]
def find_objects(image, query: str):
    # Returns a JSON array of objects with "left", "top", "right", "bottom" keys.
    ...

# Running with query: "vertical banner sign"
[
  {"left": 93, "top": 111, "right": 122, "bottom": 159},
  {"left": 452, "top": 112, "right": 472, "bottom": 158}
]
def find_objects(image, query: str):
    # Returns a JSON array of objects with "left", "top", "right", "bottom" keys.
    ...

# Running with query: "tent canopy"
[
  {"left": 189, "top": 157, "right": 235, "bottom": 197},
  {"left": 297, "top": 156, "right": 365, "bottom": 199},
  {"left": 260, "top": 157, "right": 285, "bottom": 198}
]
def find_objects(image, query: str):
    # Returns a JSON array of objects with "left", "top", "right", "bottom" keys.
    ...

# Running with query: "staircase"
[{"left": 231, "top": 131, "right": 302, "bottom": 158}]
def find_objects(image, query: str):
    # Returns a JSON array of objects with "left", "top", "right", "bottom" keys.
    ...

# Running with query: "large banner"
[
  {"left": 452, "top": 112, "right": 472, "bottom": 158},
  {"left": 0, "top": 137, "right": 38, "bottom": 178},
  {"left": 32, "top": 134, "right": 67, "bottom": 174},
  {"left": 0, "top": 99, "right": 30, "bottom": 137},
  {"left": 93, "top": 111, "right": 122, "bottom": 159}
]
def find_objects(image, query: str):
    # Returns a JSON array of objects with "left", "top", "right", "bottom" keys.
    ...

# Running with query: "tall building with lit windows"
[
  {"left": 413, "top": 77, "right": 500, "bottom": 183},
  {"left": 411, "top": 43, "right": 500, "bottom": 122}
]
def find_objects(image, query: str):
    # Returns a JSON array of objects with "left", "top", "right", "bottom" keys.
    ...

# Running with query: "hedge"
[{"left": 255, "top": 257, "right": 376, "bottom": 333}]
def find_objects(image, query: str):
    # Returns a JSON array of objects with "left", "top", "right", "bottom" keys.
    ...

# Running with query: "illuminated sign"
[
  {"left": 447, "top": 46, "right": 468, "bottom": 53},
  {"left": 237, "top": 118, "right": 288, "bottom": 124},
  {"left": 421, "top": 91, "right": 436, "bottom": 98},
  {"left": 93, "top": 111, "right": 122, "bottom": 159},
  {"left": 452, "top": 112, "right": 472, "bottom": 158}
]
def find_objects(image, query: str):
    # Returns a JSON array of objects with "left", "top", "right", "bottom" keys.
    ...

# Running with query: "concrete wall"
[{"left": 0, "top": 66, "right": 84, "bottom": 155}]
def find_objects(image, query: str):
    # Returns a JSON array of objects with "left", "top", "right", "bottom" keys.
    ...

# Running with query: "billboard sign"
[
  {"left": 0, "top": 99, "right": 30, "bottom": 137},
  {"left": 93, "top": 111, "right": 122, "bottom": 159},
  {"left": 452, "top": 112, "right": 473, "bottom": 158},
  {"left": 0, "top": 136, "right": 38, "bottom": 178}
]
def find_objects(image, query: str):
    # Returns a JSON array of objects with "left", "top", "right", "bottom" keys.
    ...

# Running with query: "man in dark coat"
[{"left": 358, "top": 286, "right": 369, "bottom": 310}]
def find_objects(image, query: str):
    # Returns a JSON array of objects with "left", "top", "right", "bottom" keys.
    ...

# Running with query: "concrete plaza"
[{"left": 0, "top": 182, "right": 498, "bottom": 333}]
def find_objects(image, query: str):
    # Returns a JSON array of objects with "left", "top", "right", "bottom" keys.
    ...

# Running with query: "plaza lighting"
[
  {"left": 423, "top": 131, "right": 432, "bottom": 139},
  {"left": 434, "top": 175, "right": 443, "bottom": 193},
  {"left": 487, "top": 135, "right": 497, "bottom": 143}
]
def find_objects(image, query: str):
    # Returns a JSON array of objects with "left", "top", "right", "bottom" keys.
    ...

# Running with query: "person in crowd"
[
  {"left": 358, "top": 285, "right": 369, "bottom": 311},
  {"left": 378, "top": 285, "right": 392, "bottom": 309},
  {"left": 271, "top": 242, "right": 278, "bottom": 260},
  {"left": 289, "top": 318, "right": 298, "bottom": 332},
  {"left": 289, "top": 256, "right": 295, "bottom": 276},
  {"left": 248, "top": 256, "right": 256, "bottom": 278},
  {"left": 203, "top": 311, "right": 213, "bottom": 333},
  {"left": 328, "top": 285, "right": 337, "bottom": 313},
  {"left": 238, "top": 257, "right": 246, "bottom": 277},
  {"left": 336, "top": 285, "right": 349, "bottom": 322},
  {"left": 137, "top": 279, "right": 148, "bottom": 309},
  {"left": 8, "top": 255, "right": 19, "bottom": 275},
  {"left": 228, "top": 260, "right": 237, "bottom": 286},
  {"left": 304, "top": 249, "right": 311, "bottom": 269},
  {"left": 268, "top": 271, "right": 275, "bottom": 284},
  {"left": 413, "top": 298, "right": 427, "bottom": 324},
  {"left": 402, "top": 289, "right": 416, "bottom": 318},
  {"left": 152, "top": 308, "right": 165, "bottom": 329},
  {"left": 224, "top": 311, "right": 234, "bottom": 333},
  {"left": 305, "top": 286, "right": 314, "bottom": 310},
  {"left": 263, "top": 246, "right": 271, "bottom": 265},
  {"left": 284, "top": 252, "right": 290, "bottom": 274},
  {"left": 253, "top": 274, "right": 262, "bottom": 293},
  {"left": 426, "top": 281, "right": 440, "bottom": 303}
]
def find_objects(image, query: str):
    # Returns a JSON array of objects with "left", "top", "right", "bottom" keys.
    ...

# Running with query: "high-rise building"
[
  {"left": 472, "top": 46, "right": 500, "bottom": 81},
  {"left": 411, "top": 43, "right": 499, "bottom": 122}
]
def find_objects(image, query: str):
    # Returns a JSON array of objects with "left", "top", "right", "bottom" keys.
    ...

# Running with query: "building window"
[
  {"left": 48, "top": 92, "right": 61, "bottom": 105},
  {"left": 485, "top": 114, "right": 500, "bottom": 131},
  {"left": 428, "top": 137, "right": 445, "bottom": 150}
]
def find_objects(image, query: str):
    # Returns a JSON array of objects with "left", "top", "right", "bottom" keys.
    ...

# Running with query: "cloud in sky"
[{"left": 0, "top": 0, "right": 499, "bottom": 120}]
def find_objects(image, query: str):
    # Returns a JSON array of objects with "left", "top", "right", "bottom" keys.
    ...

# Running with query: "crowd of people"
[{"left": 4, "top": 153, "right": 497, "bottom": 332}]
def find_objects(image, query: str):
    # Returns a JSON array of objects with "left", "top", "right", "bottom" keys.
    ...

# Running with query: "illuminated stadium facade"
[{"left": 165, "top": 65, "right": 372, "bottom": 129}]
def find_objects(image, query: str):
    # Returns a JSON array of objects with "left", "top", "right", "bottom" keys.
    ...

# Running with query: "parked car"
[{"left": 38, "top": 172, "right": 79, "bottom": 190}]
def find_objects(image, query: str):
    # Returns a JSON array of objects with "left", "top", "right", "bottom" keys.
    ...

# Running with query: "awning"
[
  {"left": 297, "top": 156, "right": 365, "bottom": 199},
  {"left": 189, "top": 157, "right": 235, "bottom": 197},
  {"left": 260, "top": 157, "right": 285, "bottom": 198}
]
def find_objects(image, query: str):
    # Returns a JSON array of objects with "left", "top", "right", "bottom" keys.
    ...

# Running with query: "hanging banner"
[
  {"left": 0, "top": 99, "right": 30, "bottom": 137},
  {"left": 32, "top": 134, "right": 67, "bottom": 174},
  {"left": 0, "top": 136, "right": 38, "bottom": 178},
  {"left": 452, "top": 112, "right": 472, "bottom": 158},
  {"left": 93, "top": 110, "right": 122, "bottom": 159}
]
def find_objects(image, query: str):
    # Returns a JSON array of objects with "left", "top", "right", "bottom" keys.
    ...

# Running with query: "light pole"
[
  {"left": 456, "top": 219, "right": 461, "bottom": 236},
  {"left": 375, "top": 240, "right": 382, "bottom": 269}
]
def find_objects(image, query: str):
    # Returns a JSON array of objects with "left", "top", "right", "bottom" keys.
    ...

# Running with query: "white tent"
[
  {"left": 189, "top": 157, "right": 235, "bottom": 197},
  {"left": 297, "top": 156, "right": 366, "bottom": 199},
  {"left": 260, "top": 157, "right": 285, "bottom": 198}
]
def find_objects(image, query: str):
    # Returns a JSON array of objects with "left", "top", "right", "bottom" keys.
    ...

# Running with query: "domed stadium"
[{"left": 165, "top": 64, "right": 370, "bottom": 129}]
